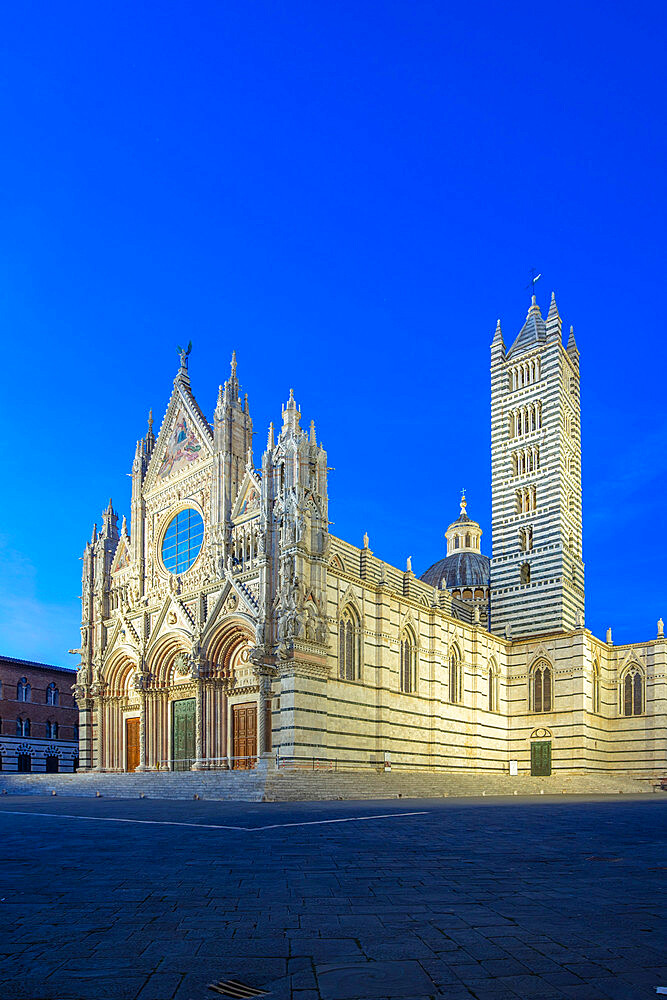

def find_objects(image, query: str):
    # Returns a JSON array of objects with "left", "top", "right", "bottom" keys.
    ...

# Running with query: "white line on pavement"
[{"left": 0, "top": 808, "right": 429, "bottom": 832}]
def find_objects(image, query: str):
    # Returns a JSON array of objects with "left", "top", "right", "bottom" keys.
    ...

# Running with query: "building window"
[
  {"left": 449, "top": 646, "right": 462, "bottom": 704},
  {"left": 46, "top": 720, "right": 59, "bottom": 739},
  {"left": 592, "top": 662, "right": 600, "bottom": 714},
  {"left": 73, "top": 724, "right": 79, "bottom": 740},
  {"left": 530, "top": 661, "right": 552, "bottom": 712},
  {"left": 17, "top": 678, "right": 31, "bottom": 702},
  {"left": 17, "top": 754, "right": 31, "bottom": 773},
  {"left": 520, "top": 562, "right": 531, "bottom": 584},
  {"left": 621, "top": 667, "right": 644, "bottom": 716},
  {"left": 46, "top": 683, "right": 59, "bottom": 706},
  {"left": 16, "top": 717, "right": 30, "bottom": 737},
  {"left": 339, "top": 607, "right": 361, "bottom": 681},
  {"left": 400, "top": 628, "right": 417, "bottom": 694},
  {"left": 488, "top": 662, "right": 498, "bottom": 711}
]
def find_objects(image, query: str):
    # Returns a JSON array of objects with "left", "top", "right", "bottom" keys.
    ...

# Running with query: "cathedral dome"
[
  {"left": 420, "top": 493, "right": 490, "bottom": 591},
  {"left": 420, "top": 550, "right": 490, "bottom": 589}
]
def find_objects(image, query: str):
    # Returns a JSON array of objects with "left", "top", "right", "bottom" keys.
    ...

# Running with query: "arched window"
[
  {"left": 621, "top": 666, "right": 644, "bottom": 716},
  {"left": 46, "top": 720, "right": 58, "bottom": 738},
  {"left": 488, "top": 661, "right": 498, "bottom": 712},
  {"left": 530, "top": 661, "right": 552, "bottom": 712},
  {"left": 592, "top": 662, "right": 600, "bottom": 714},
  {"left": 339, "top": 607, "right": 360, "bottom": 681},
  {"left": 17, "top": 678, "right": 31, "bottom": 702},
  {"left": 449, "top": 646, "right": 462, "bottom": 704},
  {"left": 16, "top": 717, "right": 30, "bottom": 737},
  {"left": 46, "top": 683, "right": 59, "bottom": 706},
  {"left": 400, "top": 628, "right": 417, "bottom": 694},
  {"left": 73, "top": 724, "right": 79, "bottom": 740}
]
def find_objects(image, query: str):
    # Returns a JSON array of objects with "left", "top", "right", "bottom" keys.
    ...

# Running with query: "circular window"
[{"left": 161, "top": 508, "right": 204, "bottom": 575}]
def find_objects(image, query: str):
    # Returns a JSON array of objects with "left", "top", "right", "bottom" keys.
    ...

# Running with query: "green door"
[
  {"left": 172, "top": 698, "right": 196, "bottom": 771},
  {"left": 531, "top": 740, "right": 552, "bottom": 776}
]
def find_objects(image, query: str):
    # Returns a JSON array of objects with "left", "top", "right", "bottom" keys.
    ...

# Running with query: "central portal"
[
  {"left": 232, "top": 702, "right": 257, "bottom": 769},
  {"left": 172, "top": 698, "right": 196, "bottom": 771}
]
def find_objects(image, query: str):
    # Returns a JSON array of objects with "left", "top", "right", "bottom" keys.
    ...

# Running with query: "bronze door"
[
  {"left": 126, "top": 717, "right": 140, "bottom": 772},
  {"left": 531, "top": 740, "right": 552, "bottom": 776},
  {"left": 232, "top": 703, "right": 257, "bottom": 769},
  {"left": 172, "top": 698, "right": 196, "bottom": 771}
]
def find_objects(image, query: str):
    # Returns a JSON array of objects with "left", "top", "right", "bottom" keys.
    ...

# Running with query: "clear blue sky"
[{"left": 0, "top": 1, "right": 665, "bottom": 665}]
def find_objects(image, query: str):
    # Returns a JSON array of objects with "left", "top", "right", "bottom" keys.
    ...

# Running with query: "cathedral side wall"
[
  {"left": 317, "top": 556, "right": 511, "bottom": 773},
  {"left": 507, "top": 631, "right": 666, "bottom": 776}
]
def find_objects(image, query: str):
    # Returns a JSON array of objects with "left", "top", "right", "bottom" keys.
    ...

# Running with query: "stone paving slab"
[{"left": 0, "top": 795, "right": 665, "bottom": 1000}]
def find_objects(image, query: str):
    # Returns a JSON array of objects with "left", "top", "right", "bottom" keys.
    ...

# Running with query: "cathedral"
[{"left": 73, "top": 294, "right": 666, "bottom": 778}]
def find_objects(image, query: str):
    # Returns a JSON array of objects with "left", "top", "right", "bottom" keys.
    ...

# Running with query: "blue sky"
[{"left": 0, "top": 1, "right": 665, "bottom": 665}]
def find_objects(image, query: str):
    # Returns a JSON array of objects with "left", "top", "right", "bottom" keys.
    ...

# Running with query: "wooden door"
[
  {"left": 531, "top": 740, "right": 552, "bottom": 776},
  {"left": 232, "top": 703, "right": 257, "bottom": 769},
  {"left": 126, "top": 718, "right": 140, "bottom": 772},
  {"left": 172, "top": 698, "right": 196, "bottom": 771}
]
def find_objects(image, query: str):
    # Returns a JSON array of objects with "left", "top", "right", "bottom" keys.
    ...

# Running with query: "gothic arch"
[
  {"left": 204, "top": 617, "right": 255, "bottom": 679},
  {"left": 329, "top": 553, "right": 345, "bottom": 572},
  {"left": 103, "top": 647, "right": 139, "bottom": 696},
  {"left": 146, "top": 632, "right": 191, "bottom": 687}
]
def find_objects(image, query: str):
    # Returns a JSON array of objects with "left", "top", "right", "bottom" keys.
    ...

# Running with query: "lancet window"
[
  {"left": 592, "top": 662, "right": 601, "bottom": 714},
  {"left": 449, "top": 646, "right": 462, "bottom": 704},
  {"left": 530, "top": 661, "right": 552, "bottom": 713},
  {"left": 620, "top": 666, "right": 644, "bottom": 716},
  {"left": 488, "top": 661, "right": 498, "bottom": 712},
  {"left": 46, "top": 683, "right": 59, "bottom": 706},
  {"left": 339, "top": 606, "right": 361, "bottom": 681},
  {"left": 399, "top": 628, "right": 417, "bottom": 694}
]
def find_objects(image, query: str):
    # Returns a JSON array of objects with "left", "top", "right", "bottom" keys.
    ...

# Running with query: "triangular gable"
[
  {"left": 144, "top": 379, "right": 213, "bottom": 491},
  {"left": 231, "top": 468, "right": 262, "bottom": 521},
  {"left": 146, "top": 595, "right": 195, "bottom": 654},
  {"left": 111, "top": 537, "right": 131, "bottom": 574}
]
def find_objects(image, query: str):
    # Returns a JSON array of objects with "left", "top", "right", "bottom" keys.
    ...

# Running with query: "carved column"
[
  {"left": 96, "top": 697, "right": 105, "bottom": 771},
  {"left": 192, "top": 678, "right": 205, "bottom": 768},
  {"left": 136, "top": 689, "right": 148, "bottom": 771},
  {"left": 258, "top": 674, "right": 273, "bottom": 756}
]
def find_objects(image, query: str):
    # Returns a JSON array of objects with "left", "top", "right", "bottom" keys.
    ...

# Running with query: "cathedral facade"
[{"left": 73, "top": 296, "right": 666, "bottom": 778}]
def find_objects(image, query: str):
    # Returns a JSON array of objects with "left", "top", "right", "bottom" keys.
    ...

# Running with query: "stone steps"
[
  {"left": 0, "top": 767, "right": 654, "bottom": 802},
  {"left": 265, "top": 769, "right": 651, "bottom": 801}
]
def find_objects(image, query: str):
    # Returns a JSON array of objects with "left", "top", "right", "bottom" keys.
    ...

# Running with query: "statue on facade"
[{"left": 177, "top": 341, "right": 192, "bottom": 369}]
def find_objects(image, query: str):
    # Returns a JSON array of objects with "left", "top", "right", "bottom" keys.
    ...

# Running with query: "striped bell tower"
[{"left": 489, "top": 292, "right": 584, "bottom": 637}]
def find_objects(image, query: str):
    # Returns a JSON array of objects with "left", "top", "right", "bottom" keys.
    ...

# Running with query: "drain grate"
[{"left": 207, "top": 980, "right": 270, "bottom": 998}]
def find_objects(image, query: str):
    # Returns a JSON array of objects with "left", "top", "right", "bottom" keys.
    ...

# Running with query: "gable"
[
  {"left": 157, "top": 408, "right": 205, "bottom": 480},
  {"left": 111, "top": 537, "right": 131, "bottom": 574},
  {"left": 231, "top": 468, "right": 262, "bottom": 521},
  {"left": 144, "top": 381, "right": 213, "bottom": 491}
]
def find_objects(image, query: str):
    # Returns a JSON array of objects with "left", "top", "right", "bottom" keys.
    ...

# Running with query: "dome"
[
  {"left": 419, "top": 492, "right": 489, "bottom": 591},
  {"left": 420, "top": 550, "right": 490, "bottom": 590}
]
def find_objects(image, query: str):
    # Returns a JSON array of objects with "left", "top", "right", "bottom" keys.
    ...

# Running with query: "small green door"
[
  {"left": 172, "top": 698, "right": 196, "bottom": 771},
  {"left": 531, "top": 740, "right": 552, "bottom": 776}
]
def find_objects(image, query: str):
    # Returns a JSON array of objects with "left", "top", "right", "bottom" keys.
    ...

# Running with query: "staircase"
[
  {"left": 0, "top": 769, "right": 267, "bottom": 801},
  {"left": 0, "top": 767, "right": 653, "bottom": 801},
  {"left": 264, "top": 768, "right": 652, "bottom": 801}
]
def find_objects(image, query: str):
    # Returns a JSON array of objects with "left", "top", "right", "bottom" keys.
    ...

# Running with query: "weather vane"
[{"left": 526, "top": 268, "right": 542, "bottom": 298}]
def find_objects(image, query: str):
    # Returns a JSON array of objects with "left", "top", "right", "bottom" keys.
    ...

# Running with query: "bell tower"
[{"left": 489, "top": 292, "right": 584, "bottom": 637}]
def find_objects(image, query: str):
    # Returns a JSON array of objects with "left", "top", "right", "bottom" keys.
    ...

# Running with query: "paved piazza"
[{"left": 0, "top": 795, "right": 665, "bottom": 1000}]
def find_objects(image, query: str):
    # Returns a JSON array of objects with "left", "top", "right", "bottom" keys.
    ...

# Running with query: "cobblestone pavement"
[{"left": 0, "top": 795, "right": 665, "bottom": 1000}]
